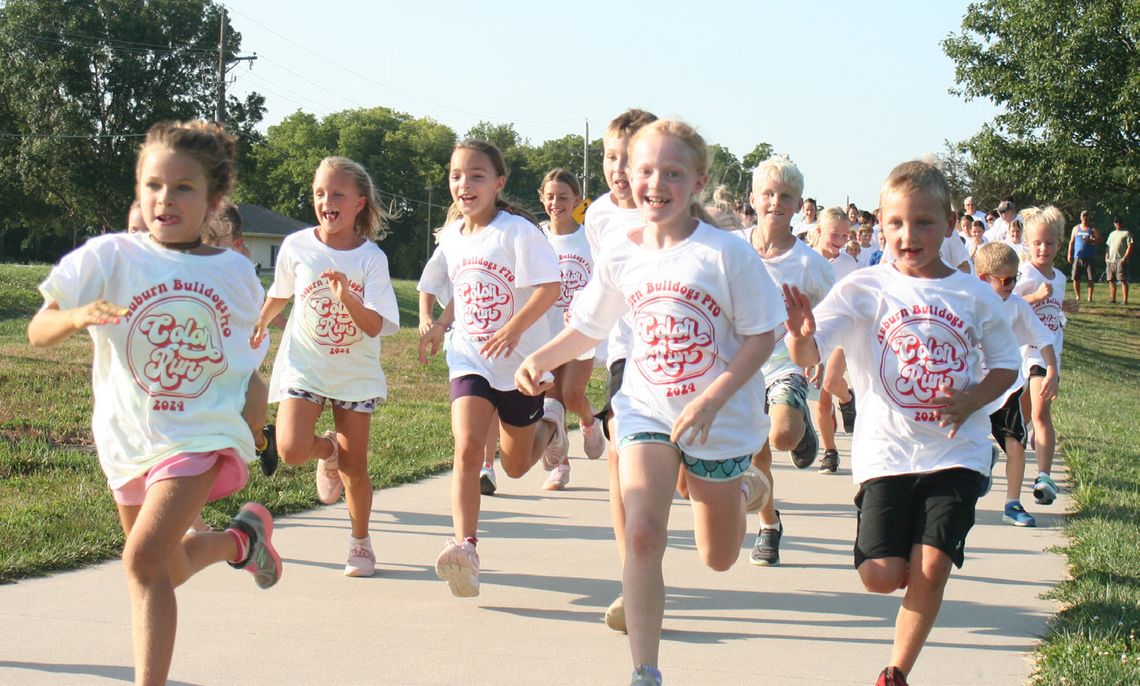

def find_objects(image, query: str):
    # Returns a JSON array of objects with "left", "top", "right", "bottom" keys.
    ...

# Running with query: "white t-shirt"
[
  {"left": 827, "top": 251, "right": 860, "bottom": 282},
  {"left": 570, "top": 222, "right": 787, "bottom": 460},
  {"left": 435, "top": 211, "right": 560, "bottom": 390},
  {"left": 38, "top": 233, "right": 264, "bottom": 488},
  {"left": 542, "top": 223, "right": 601, "bottom": 363},
  {"left": 990, "top": 293, "right": 1053, "bottom": 405},
  {"left": 811, "top": 264, "right": 1020, "bottom": 484},
  {"left": 267, "top": 228, "right": 400, "bottom": 403},
  {"left": 941, "top": 234, "right": 972, "bottom": 271},
  {"left": 584, "top": 192, "right": 643, "bottom": 367},
  {"left": 741, "top": 229, "right": 836, "bottom": 382},
  {"left": 418, "top": 244, "right": 452, "bottom": 306},
  {"left": 1013, "top": 262, "right": 1067, "bottom": 374},
  {"left": 856, "top": 245, "right": 875, "bottom": 268},
  {"left": 793, "top": 220, "right": 816, "bottom": 240},
  {"left": 985, "top": 217, "right": 1010, "bottom": 243}
]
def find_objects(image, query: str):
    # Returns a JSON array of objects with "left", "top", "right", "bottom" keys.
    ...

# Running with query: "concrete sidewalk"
[{"left": 0, "top": 430, "right": 1067, "bottom": 685}]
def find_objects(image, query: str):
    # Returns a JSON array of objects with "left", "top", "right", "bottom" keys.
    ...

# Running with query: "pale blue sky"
[{"left": 222, "top": 0, "right": 998, "bottom": 213}]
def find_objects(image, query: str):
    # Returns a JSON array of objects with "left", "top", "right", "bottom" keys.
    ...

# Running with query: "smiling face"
[
  {"left": 136, "top": 146, "right": 215, "bottom": 243},
  {"left": 803, "top": 199, "right": 817, "bottom": 222},
  {"left": 540, "top": 179, "right": 580, "bottom": 225},
  {"left": 628, "top": 132, "right": 707, "bottom": 230},
  {"left": 312, "top": 165, "right": 366, "bottom": 238},
  {"left": 1025, "top": 221, "right": 1059, "bottom": 269},
  {"left": 817, "top": 217, "right": 850, "bottom": 257},
  {"left": 880, "top": 188, "right": 953, "bottom": 278},
  {"left": 449, "top": 147, "right": 506, "bottom": 225},
  {"left": 602, "top": 133, "right": 633, "bottom": 206},
  {"left": 751, "top": 177, "right": 802, "bottom": 234}
]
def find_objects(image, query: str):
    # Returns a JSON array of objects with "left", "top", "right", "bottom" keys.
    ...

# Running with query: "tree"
[
  {"left": 0, "top": 0, "right": 264, "bottom": 257},
  {"left": 741, "top": 142, "right": 775, "bottom": 170},
  {"left": 705, "top": 144, "right": 747, "bottom": 204},
  {"left": 942, "top": 0, "right": 1139, "bottom": 220}
]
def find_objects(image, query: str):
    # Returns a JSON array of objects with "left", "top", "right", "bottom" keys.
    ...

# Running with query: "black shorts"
[
  {"left": 853, "top": 468, "right": 986, "bottom": 569},
  {"left": 450, "top": 374, "right": 544, "bottom": 427},
  {"left": 990, "top": 388, "right": 1026, "bottom": 451},
  {"left": 1028, "top": 364, "right": 1047, "bottom": 378},
  {"left": 594, "top": 358, "right": 626, "bottom": 439},
  {"left": 1072, "top": 257, "right": 1095, "bottom": 282}
]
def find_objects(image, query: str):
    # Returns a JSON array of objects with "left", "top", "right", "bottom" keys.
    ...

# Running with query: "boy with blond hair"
[
  {"left": 1014, "top": 206, "right": 1078, "bottom": 506},
  {"left": 974, "top": 242, "right": 1059, "bottom": 526},
  {"left": 583, "top": 108, "right": 658, "bottom": 633},
  {"left": 784, "top": 161, "right": 1019, "bottom": 685},
  {"left": 742, "top": 156, "right": 836, "bottom": 565}
]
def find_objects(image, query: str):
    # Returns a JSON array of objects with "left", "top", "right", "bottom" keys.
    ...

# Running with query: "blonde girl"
[
  {"left": 29, "top": 121, "right": 280, "bottom": 686},
  {"left": 516, "top": 120, "right": 781, "bottom": 686},
  {"left": 418, "top": 140, "right": 561, "bottom": 597},
  {"left": 252, "top": 157, "right": 400, "bottom": 577},
  {"left": 537, "top": 168, "right": 606, "bottom": 491}
]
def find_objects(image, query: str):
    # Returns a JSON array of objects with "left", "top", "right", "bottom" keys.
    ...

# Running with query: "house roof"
[{"left": 237, "top": 204, "right": 310, "bottom": 237}]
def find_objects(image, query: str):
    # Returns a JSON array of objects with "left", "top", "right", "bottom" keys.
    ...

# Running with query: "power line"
[
  {"left": 222, "top": 4, "right": 584, "bottom": 126},
  {"left": 0, "top": 132, "right": 148, "bottom": 139}
]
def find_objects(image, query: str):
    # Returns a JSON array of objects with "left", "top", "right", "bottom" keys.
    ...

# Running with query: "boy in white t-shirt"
[
  {"left": 742, "top": 157, "right": 836, "bottom": 567},
  {"left": 812, "top": 207, "right": 859, "bottom": 473},
  {"left": 974, "top": 242, "right": 1059, "bottom": 527},
  {"left": 1013, "top": 206, "right": 1078, "bottom": 507},
  {"left": 784, "top": 161, "right": 1019, "bottom": 686},
  {"left": 583, "top": 107, "right": 658, "bottom": 633}
]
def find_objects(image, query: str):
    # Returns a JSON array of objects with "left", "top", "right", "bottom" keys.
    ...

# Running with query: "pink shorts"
[{"left": 111, "top": 448, "right": 249, "bottom": 507}]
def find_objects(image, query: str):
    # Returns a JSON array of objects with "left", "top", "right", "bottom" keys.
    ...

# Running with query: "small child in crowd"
[
  {"left": 783, "top": 160, "right": 1019, "bottom": 686},
  {"left": 254, "top": 156, "right": 400, "bottom": 578},
  {"left": 1014, "top": 206, "right": 1078, "bottom": 507},
  {"left": 517, "top": 119, "right": 779, "bottom": 686},
  {"left": 974, "top": 242, "right": 1059, "bottom": 527},
  {"left": 29, "top": 120, "right": 281, "bottom": 685}
]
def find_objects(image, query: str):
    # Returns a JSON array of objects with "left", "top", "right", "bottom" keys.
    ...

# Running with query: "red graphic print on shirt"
[
  {"left": 1032, "top": 298, "right": 1064, "bottom": 332},
  {"left": 455, "top": 264, "right": 514, "bottom": 335},
  {"left": 633, "top": 294, "right": 717, "bottom": 384},
  {"left": 879, "top": 313, "right": 969, "bottom": 409},
  {"left": 127, "top": 295, "right": 228, "bottom": 398},
  {"left": 302, "top": 281, "right": 364, "bottom": 348},
  {"left": 555, "top": 254, "right": 591, "bottom": 312}
]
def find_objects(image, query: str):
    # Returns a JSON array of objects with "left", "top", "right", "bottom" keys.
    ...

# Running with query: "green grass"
[
  {"left": 1032, "top": 301, "right": 1140, "bottom": 685},
  {"left": 0, "top": 263, "right": 457, "bottom": 582}
]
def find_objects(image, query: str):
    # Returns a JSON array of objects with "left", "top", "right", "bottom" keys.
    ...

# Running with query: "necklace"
[{"left": 149, "top": 234, "right": 203, "bottom": 252}]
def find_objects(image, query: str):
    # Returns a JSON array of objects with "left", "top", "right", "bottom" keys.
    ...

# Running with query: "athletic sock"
[
  {"left": 255, "top": 432, "right": 268, "bottom": 452},
  {"left": 1038, "top": 471, "right": 1051, "bottom": 480},
  {"left": 760, "top": 520, "right": 780, "bottom": 531},
  {"left": 226, "top": 527, "right": 251, "bottom": 565}
]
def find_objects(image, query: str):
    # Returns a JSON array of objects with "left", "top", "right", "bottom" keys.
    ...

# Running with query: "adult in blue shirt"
[{"left": 1068, "top": 209, "right": 1101, "bottom": 302}]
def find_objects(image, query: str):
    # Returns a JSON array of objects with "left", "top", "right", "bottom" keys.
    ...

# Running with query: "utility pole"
[
  {"left": 582, "top": 119, "right": 589, "bottom": 197},
  {"left": 216, "top": 8, "right": 257, "bottom": 126},
  {"left": 425, "top": 186, "right": 433, "bottom": 261}
]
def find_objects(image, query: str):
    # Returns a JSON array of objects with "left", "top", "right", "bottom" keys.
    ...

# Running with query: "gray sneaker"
[
  {"left": 225, "top": 502, "right": 282, "bottom": 589},
  {"left": 818, "top": 449, "right": 839, "bottom": 474},
  {"left": 631, "top": 665, "right": 662, "bottom": 686},
  {"left": 790, "top": 410, "right": 819, "bottom": 469},
  {"left": 749, "top": 511, "right": 782, "bottom": 566}
]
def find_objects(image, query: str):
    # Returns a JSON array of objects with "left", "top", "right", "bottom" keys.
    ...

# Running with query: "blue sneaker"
[{"left": 1002, "top": 502, "right": 1037, "bottom": 527}]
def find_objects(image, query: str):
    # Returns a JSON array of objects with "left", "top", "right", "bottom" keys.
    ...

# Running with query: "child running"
[
  {"left": 583, "top": 108, "right": 658, "bottom": 632},
  {"left": 517, "top": 119, "right": 780, "bottom": 686},
  {"left": 417, "top": 140, "right": 561, "bottom": 597},
  {"left": 742, "top": 156, "right": 835, "bottom": 567},
  {"left": 782, "top": 160, "right": 1020, "bottom": 686},
  {"left": 28, "top": 120, "right": 281, "bottom": 685},
  {"left": 538, "top": 168, "right": 606, "bottom": 490},
  {"left": 1013, "top": 206, "right": 1078, "bottom": 507},
  {"left": 974, "top": 242, "right": 1059, "bottom": 526},
  {"left": 253, "top": 156, "right": 400, "bottom": 578}
]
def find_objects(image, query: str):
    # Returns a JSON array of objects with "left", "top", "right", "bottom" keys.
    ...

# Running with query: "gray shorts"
[
  {"left": 765, "top": 373, "right": 810, "bottom": 416},
  {"left": 285, "top": 387, "right": 382, "bottom": 414},
  {"left": 1106, "top": 260, "right": 1128, "bottom": 284},
  {"left": 617, "top": 431, "right": 752, "bottom": 482}
]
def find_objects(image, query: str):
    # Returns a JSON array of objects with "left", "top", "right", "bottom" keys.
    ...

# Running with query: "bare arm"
[
  {"left": 671, "top": 330, "right": 776, "bottom": 444},
  {"left": 516, "top": 326, "right": 602, "bottom": 395},
  {"left": 252, "top": 296, "right": 290, "bottom": 347},
  {"left": 418, "top": 292, "right": 438, "bottom": 335},
  {"left": 28, "top": 300, "right": 128, "bottom": 348},
  {"left": 480, "top": 282, "right": 559, "bottom": 359},
  {"left": 934, "top": 368, "right": 1017, "bottom": 438}
]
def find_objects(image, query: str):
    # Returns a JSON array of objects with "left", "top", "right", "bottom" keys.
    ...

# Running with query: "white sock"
[{"left": 1038, "top": 471, "right": 1051, "bottom": 480}]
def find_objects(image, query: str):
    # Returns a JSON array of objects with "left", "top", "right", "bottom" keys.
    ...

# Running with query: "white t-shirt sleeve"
[
  {"left": 514, "top": 223, "right": 561, "bottom": 288},
  {"left": 727, "top": 246, "right": 786, "bottom": 335},
  {"left": 38, "top": 241, "right": 109, "bottom": 310},
  {"left": 568, "top": 257, "right": 625, "bottom": 342},
  {"left": 362, "top": 248, "right": 400, "bottom": 336},
  {"left": 977, "top": 292, "right": 1021, "bottom": 372},
  {"left": 810, "top": 280, "right": 858, "bottom": 359},
  {"left": 417, "top": 244, "right": 452, "bottom": 306},
  {"left": 266, "top": 237, "right": 298, "bottom": 299},
  {"left": 1011, "top": 296, "right": 1053, "bottom": 350}
]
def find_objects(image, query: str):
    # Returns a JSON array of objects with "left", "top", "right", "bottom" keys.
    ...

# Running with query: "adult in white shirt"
[
  {"left": 986, "top": 200, "right": 1016, "bottom": 243},
  {"left": 793, "top": 197, "right": 818, "bottom": 240}
]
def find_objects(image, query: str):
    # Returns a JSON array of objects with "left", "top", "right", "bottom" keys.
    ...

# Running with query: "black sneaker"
[
  {"left": 818, "top": 449, "right": 839, "bottom": 474},
  {"left": 257, "top": 424, "right": 279, "bottom": 477},
  {"left": 790, "top": 409, "right": 819, "bottom": 469},
  {"left": 838, "top": 393, "right": 857, "bottom": 434},
  {"left": 749, "top": 511, "right": 782, "bottom": 566}
]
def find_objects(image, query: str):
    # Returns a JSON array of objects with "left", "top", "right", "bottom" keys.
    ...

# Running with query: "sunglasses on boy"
[{"left": 987, "top": 274, "right": 1019, "bottom": 287}]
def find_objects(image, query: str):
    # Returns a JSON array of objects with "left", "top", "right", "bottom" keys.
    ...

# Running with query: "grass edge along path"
[{"left": 1032, "top": 302, "right": 1140, "bottom": 685}]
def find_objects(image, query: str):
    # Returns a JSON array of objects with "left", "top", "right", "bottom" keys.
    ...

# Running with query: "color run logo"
[
  {"left": 455, "top": 266, "right": 513, "bottom": 334},
  {"left": 880, "top": 317, "right": 968, "bottom": 408},
  {"left": 634, "top": 296, "right": 717, "bottom": 384},
  {"left": 556, "top": 258, "right": 590, "bottom": 312},
  {"left": 305, "top": 287, "right": 363, "bottom": 347},
  {"left": 127, "top": 296, "right": 227, "bottom": 397}
]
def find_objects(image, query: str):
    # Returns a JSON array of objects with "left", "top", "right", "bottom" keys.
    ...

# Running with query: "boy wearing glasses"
[{"left": 974, "top": 242, "right": 1058, "bottom": 527}]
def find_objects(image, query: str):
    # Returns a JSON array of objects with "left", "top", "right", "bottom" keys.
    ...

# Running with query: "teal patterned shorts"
[{"left": 617, "top": 432, "right": 753, "bottom": 482}]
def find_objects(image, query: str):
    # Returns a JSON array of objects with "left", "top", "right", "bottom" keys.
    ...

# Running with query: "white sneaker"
[
  {"left": 344, "top": 536, "right": 375, "bottom": 577},
  {"left": 740, "top": 466, "right": 771, "bottom": 513},
  {"left": 479, "top": 464, "right": 497, "bottom": 496},
  {"left": 542, "top": 462, "right": 570, "bottom": 491},
  {"left": 581, "top": 419, "right": 605, "bottom": 460},
  {"left": 435, "top": 539, "right": 480, "bottom": 597},
  {"left": 316, "top": 431, "right": 342, "bottom": 504},
  {"left": 540, "top": 398, "right": 569, "bottom": 471}
]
